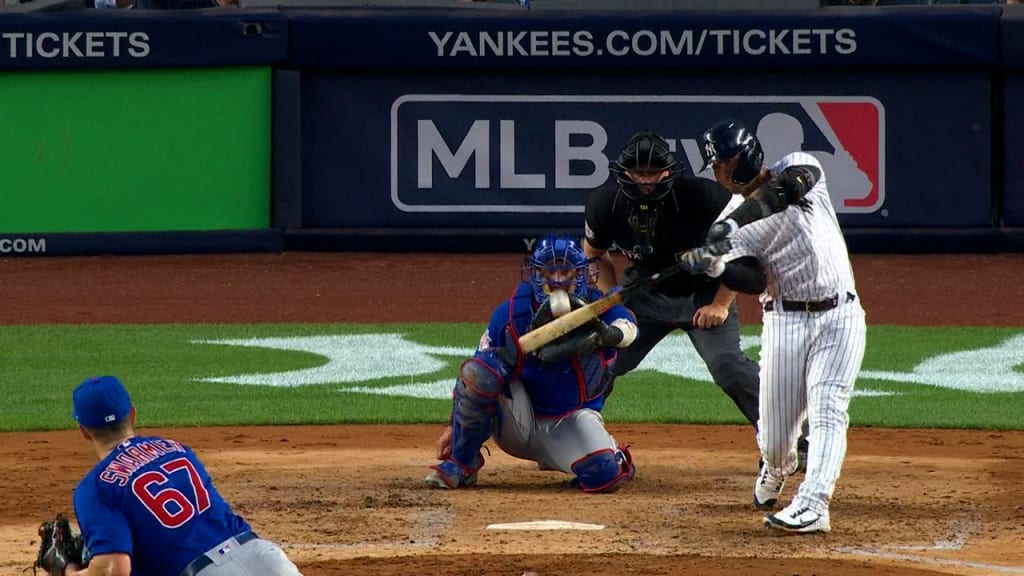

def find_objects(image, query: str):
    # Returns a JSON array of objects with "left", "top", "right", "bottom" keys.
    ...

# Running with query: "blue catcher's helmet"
[
  {"left": 522, "top": 234, "right": 595, "bottom": 305},
  {"left": 701, "top": 119, "right": 765, "bottom": 185}
]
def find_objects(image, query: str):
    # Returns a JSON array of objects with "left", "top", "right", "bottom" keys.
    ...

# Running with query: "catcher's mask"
[
  {"left": 701, "top": 119, "right": 764, "bottom": 185},
  {"left": 610, "top": 130, "right": 682, "bottom": 205},
  {"left": 522, "top": 234, "right": 596, "bottom": 305}
]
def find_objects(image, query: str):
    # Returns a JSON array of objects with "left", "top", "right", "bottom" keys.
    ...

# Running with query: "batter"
[{"left": 700, "top": 119, "right": 867, "bottom": 534}]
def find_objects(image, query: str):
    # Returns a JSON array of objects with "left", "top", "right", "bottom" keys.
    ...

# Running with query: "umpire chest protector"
[{"left": 587, "top": 178, "right": 734, "bottom": 296}]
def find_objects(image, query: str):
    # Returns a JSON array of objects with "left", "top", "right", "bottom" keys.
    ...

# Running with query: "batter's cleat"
[
  {"left": 424, "top": 454, "right": 484, "bottom": 489},
  {"left": 764, "top": 505, "right": 831, "bottom": 534},
  {"left": 753, "top": 465, "right": 785, "bottom": 510}
]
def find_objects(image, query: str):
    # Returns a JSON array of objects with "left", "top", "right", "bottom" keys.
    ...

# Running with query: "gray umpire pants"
[{"left": 611, "top": 286, "right": 761, "bottom": 427}]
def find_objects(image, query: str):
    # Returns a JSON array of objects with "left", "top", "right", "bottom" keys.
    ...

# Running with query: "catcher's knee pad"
[
  {"left": 570, "top": 445, "right": 635, "bottom": 493},
  {"left": 458, "top": 356, "right": 507, "bottom": 401}
]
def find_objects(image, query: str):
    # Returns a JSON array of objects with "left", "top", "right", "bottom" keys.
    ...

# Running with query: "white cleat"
[{"left": 764, "top": 505, "right": 831, "bottom": 534}]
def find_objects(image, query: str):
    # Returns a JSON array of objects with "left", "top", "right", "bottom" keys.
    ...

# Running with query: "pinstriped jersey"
[{"left": 726, "top": 152, "right": 857, "bottom": 303}]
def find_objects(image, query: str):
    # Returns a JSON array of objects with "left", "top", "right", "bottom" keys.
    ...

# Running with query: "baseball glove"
[{"left": 34, "top": 513, "right": 85, "bottom": 575}]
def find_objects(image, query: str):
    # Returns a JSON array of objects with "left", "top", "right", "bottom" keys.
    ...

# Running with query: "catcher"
[
  {"left": 46, "top": 375, "right": 302, "bottom": 576},
  {"left": 424, "top": 233, "right": 639, "bottom": 492}
]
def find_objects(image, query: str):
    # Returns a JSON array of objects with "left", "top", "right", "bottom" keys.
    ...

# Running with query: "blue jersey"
[
  {"left": 73, "top": 435, "right": 251, "bottom": 576},
  {"left": 482, "top": 283, "right": 635, "bottom": 417}
]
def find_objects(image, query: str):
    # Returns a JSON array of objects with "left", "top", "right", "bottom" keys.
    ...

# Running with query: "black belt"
[
  {"left": 764, "top": 292, "right": 855, "bottom": 313},
  {"left": 179, "top": 531, "right": 259, "bottom": 576}
]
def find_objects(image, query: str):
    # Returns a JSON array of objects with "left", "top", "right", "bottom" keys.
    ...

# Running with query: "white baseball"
[{"left": 548, "top": 289, "right": 572, "bottom": 317}]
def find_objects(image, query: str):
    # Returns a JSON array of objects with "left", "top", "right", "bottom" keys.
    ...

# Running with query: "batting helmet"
[
  {"left": 610, "top": 131, "right": 681, "bottom": 204},
  {"left": 701, "top": 119, "right": 764, "bottom": 185},
  {"left": 522, "top": 234, "right": 595, "bottom": 305}
]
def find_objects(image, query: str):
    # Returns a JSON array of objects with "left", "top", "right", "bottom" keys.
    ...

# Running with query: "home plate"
[{"left": 486, "top": 520, "right": 605, "bottom": 531}]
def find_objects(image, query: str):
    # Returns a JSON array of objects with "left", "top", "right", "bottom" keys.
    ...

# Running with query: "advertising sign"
[
  {"left": 0, "top": 68, "right": 271, "bottom": 234},
  {"left": 300, "top": 71, "right": 991, "bottom": 229},
  {"left": 289, "top": 8, "right": 999, "bottom": 70},
  {"left": 392, "top": 94, "right": 884, "bottom": 216},
  {"left": 0, "top": 12, "right": 287, "bottom": 70}
]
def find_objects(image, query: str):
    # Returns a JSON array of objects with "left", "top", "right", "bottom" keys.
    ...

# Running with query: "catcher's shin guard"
[
  {"left": 449, "top": 355, "right": 506, "bottom": 466},
  {"left": 570, "top": 444, "right": 636, "bottom": 493}
]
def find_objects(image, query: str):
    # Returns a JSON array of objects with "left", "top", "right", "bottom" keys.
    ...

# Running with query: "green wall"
[{"left": 0, "top": 67, "right": 271, "bottom": 233}]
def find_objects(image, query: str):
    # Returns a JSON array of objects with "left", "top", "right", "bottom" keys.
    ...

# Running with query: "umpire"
[{"left": 583, "top": 130, "right": 806, "bottom": 462}]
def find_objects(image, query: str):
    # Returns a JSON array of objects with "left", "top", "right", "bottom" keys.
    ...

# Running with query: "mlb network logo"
[{"left": 390, "top": 95, "right": 885, "bottom": 215}]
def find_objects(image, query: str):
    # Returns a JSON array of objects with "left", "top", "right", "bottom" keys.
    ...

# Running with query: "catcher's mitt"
[{"left": 35, "top": 513, "right": 85, "bottom": 576}]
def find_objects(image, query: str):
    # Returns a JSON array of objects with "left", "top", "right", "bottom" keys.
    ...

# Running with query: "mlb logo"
[
  {"left": 735, "top": 98, "right": 885, "bottom": 214},
  {"left": 392, "top": 94, "right": 885, "bottom": 215}
]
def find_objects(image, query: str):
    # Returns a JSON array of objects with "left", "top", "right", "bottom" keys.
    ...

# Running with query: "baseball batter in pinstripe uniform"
[{"left": 694, "top": 119, "right": 867, "bottom": 534}]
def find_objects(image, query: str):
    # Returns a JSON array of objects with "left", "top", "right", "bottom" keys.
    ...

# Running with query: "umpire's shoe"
[
  {"left": 424, "top": 453, "right": 484, "bottom": 489},
  {"left": 796, "top": 437, "right": 809, "bottom": 473},
  {"left": 764, "top": 504, "right": 831, "bottom": 534},
  {"left": 753, "top": 465, "right": 785, "bottom": 510}
]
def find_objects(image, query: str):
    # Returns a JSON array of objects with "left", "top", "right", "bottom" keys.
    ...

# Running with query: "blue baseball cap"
[{"left": 73, "top": 376, "right": 132, "bottom": 428}]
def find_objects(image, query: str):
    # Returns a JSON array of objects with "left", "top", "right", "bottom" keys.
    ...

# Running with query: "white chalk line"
[
  {"left": 837, "top": 518, "right": 1024, "bottom": 574},
  {"left": 836, "top": 548, "right": 1024, "bottom": 574}
]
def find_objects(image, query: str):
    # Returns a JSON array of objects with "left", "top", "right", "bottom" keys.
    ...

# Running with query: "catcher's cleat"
[
  {"left": 764, "top": 505, "right": 831, "bottom": 534},
  {"left": 753, "top": 465, "right": 785, "bottom": 510},
  {"left": 424, "top": 454, "right": 484, "bottom": 489}
]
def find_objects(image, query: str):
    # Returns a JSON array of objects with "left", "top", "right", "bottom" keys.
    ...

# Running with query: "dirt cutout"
[{"left": 2, "top": 253, "right": 1023, "bottom": 576}]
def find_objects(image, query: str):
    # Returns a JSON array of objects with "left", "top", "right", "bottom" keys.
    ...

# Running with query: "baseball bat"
[
  {"left": 517, "top": 290, "right": 625, "bottom": 353},
  {"left": 517, "top": 259, "right": 694, "bottom": 353}
]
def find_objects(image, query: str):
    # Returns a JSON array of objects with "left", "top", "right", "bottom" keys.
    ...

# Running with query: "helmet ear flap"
[{"left": 731, "top": 138, "right": 764, "bottom": 185}]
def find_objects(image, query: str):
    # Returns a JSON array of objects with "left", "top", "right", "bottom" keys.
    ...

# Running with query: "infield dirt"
[{"left": 2, "top": 253, "right": 1022, "bottom": 576}]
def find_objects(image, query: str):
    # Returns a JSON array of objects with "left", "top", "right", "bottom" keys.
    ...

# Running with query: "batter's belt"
[
  {"left": 763, "top": 292, "right": 855, "bottom": 313},
  {"left": 179, "top": 531, "right": 259, "bottom": 576}
]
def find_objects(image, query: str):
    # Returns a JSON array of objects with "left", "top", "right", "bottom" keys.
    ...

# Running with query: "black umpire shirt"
[{"left": 584, "top": 176, "right": 733, "bottom": 298}]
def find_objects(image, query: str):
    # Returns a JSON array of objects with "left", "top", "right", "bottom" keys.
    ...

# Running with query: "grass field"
[{"left": 2, "top": 323, "right": 1023, "bottom": 432}]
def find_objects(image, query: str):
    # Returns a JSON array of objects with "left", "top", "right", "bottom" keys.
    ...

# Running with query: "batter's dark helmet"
[
  {"left": 701, "top": 119, "right": 764, "bottom": 185},
  {"left": 610, "top": 131, "right": 681, "bottom": 204}
]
